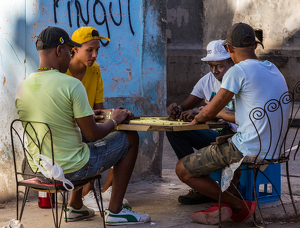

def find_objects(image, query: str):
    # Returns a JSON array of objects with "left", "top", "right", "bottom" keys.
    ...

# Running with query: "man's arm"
[
  {"left": 191, "top": 88, "right": 234, "bottom": 124},
  {"left": 180, "top": 95, "right": 203, "bottom": 111},
  {"left": 76, "top": 109, "right": 130, "bottom": 142},
  {"left": 94, "top": 103, "right": 105, "bottom": 110},
  {"left": 215, "top": 109, "right": 235, "bottom": 123},
  {"left": 167, "top": 95, "right": 202, "bottom": 120}
]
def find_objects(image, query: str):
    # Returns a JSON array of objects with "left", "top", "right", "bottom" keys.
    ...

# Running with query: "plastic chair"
[
  {"left": 10, "top": 119, "right": 106, "bottom": 228},
  {"left": 217, "top": 80, "right": 300, "bottom": 227}
]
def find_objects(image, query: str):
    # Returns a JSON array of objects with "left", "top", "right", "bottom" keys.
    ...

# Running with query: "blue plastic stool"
[{"left": 209, "top": 163, "right": 281, "bottom": 203}]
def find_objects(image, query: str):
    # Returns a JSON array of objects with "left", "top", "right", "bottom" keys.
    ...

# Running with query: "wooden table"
[{"left": 105, "top": 117, "right": 229, "bottom": 132}]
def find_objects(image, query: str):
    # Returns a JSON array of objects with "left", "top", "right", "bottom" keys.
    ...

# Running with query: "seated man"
[
  {"left": 166, "top": 40, "right": 235, "bottom": 204},
  {"left": 15, "top": 26, "right": 150, "bottom": 226},
  {"left": 175, "top": 22, "right": 289, "bottom": 225}
]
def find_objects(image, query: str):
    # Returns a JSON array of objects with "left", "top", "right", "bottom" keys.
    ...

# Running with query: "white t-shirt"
[
  {"left": 191, "top": 72, "right": 234, "bottom": 111},
  {"left": 221, "top": 59, "right": 289, "bottom": 159}
]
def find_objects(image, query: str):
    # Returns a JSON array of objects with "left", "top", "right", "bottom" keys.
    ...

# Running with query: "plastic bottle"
[{"left": 38, "top": 192, "right": 55, "bottom": 208}]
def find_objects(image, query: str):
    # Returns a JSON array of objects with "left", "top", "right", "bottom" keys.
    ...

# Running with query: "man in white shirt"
[
  {"left": 166, "top": 40, "right": 235, "bottom": 205},
  {"left": 175, "top": 22, "right": 289, "bottom": 225}
]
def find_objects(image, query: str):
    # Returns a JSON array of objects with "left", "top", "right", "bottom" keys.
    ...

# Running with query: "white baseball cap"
[{"left": 201, "top": 40, "right": 231, "bottom": 61}]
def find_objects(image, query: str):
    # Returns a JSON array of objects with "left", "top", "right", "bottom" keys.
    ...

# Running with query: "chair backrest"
[
  {"left": 10, "top": 119, "right": 55, "bottom": 182},
  {"left": 249, "top": 81, "right": 300, "bottom": 163}
]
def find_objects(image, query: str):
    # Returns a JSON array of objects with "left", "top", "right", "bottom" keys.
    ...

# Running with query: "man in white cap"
[{"left": 166, "top": 40, "right": 235, "bottom": 205}]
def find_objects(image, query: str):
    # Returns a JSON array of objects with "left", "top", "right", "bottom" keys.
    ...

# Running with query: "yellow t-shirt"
[{"left": 66, "top": 62, "right": 105, "bottom": 108}]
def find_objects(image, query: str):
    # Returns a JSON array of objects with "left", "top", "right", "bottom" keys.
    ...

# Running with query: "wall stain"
[
  {"left": 3, "top": 77, "right": 6, "bottom": 86},
  {"left": 111, "top": 76, "right": 126, "bottom": 92},
  {"left": 126, "top": 68, "right": 133, "bottom": 81},
  {"left": 30, "top": 21, "right": 44, "bottom": 41}
]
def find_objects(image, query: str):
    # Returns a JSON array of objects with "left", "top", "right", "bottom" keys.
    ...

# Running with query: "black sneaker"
[{"left": 178, "top": 189, "right": 215, "bottom": 205}]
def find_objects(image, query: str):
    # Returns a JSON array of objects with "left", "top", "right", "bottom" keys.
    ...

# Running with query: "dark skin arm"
[
  {"left": 76, "top": 109, "right": 130, "bottom": 142},
  {"left": 180, "top": 95, "right": 203, "bottom": 111},
  {"left": 191, "top": 88, "right": 234, "bottom": 124},
  {"left": 94, "top": 103, "right": 104, "bottom": 110},
  {"left": 215, "top": 109, "right": 235, "bottom": 123},
  {"left": 93, "top": 103, "right": 105, "bottom": 120},
  {"left": 167, "top": 95, "right": 202, "bottom": 120},
  {"left": 202, "top": 99, "right": 235, "bottom": 123}
]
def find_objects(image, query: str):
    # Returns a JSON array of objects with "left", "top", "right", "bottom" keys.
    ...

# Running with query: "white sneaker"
[
  {"left": 102, "top": 186, "right": 129, "bottom": 206},
  {"left": 105, "top": 205, "right": 150, "bottom": 225},
  {"left": 65, "top": 204, "right": 95, "bottom": 222},
  {"left": 82, "top": 190, "right": 109, "bottom": 211}
]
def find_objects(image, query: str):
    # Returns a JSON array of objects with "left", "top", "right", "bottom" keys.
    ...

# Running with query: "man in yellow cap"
[{"left": 66, "top": 26, "right": 129, "bottom": 212}]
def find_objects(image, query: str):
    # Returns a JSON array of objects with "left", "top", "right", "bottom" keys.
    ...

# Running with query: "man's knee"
[
  {"left": 176, "top": 159, "right": 188, "bottom": 183},
  {"left": 125, "top": 131, "right": 139, "bottom": 146}
]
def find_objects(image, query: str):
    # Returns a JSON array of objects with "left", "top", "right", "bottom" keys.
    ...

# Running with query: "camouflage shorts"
[{"left": 182, "top": 141, "right": 243, "bottom": 177}]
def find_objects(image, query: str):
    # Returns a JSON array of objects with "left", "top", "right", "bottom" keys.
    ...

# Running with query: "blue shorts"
[{"left": 64, "top": 131, "right": 129, "bottom": 181}]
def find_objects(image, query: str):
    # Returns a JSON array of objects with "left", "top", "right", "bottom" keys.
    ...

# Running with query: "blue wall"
[{"left": 0, "top": 0, "right": 166, "bottom": 200}]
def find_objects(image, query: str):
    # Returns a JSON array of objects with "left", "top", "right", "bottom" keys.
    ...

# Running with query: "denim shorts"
[{"left": 64, "top": 131, "right": 129, "bottom": 181}]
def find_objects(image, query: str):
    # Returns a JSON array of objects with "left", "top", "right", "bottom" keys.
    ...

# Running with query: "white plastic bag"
[
  {"left": 2, "top": 219, "right": 25, "bottom": 228},
  {"left": 33, "top": 154, "right": 74, "bottom": 191}
]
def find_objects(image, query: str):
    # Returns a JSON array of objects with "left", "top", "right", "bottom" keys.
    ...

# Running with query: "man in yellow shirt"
[{"left": 66, "top": 26, "right": 128, "bottom": 210}]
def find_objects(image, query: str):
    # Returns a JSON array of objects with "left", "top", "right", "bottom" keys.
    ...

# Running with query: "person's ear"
[
  {"left": 227, "top": 45, "right": 234, "bottom": 53},
  {"left": 73, "top": 47, "right": 79, "bottom": 53},
  {"left": 56, "top": 45, "right": 62, "bottom": 57}
]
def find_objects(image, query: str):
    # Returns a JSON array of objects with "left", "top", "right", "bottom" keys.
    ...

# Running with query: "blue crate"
[
  {"left": 209, "top": 163, "right": 281, "bottom": 203},
  {"left": 238, "top": 163, "right": 281, "bottom": 203},
  {"left": 209, "top": 169, "right": 222, "bottom": 184}
]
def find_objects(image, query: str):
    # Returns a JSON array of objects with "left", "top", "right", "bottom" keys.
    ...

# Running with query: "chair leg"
[
  {"left": 48, "top": 190, "right": 59, "bottom": 228},
  {"left": 218, "top": 188, "right": 222, "bottom": 228},
  {"left": 56, "top": 191, "right": 65, "bottom": 228},
  {"left": 286, "top": 162, "right": 298, "bottom": 219},
  {"left": 19, "top": 186, "right": 30, "bottom": 221},
  {"left": 258, "top": 167, "right": 290, "bottom": 220},
  {"left": 16, "top": 186, "right": 19, "bottom": 221},
  {"left": 252, "top": 168, "right": 266, "bottom": 228},
  {"left": 63, "top": 192, "right": 68, "bottom": 223},
  {"left": 94, "top": 178, "right": 106, "bottom": 228}
]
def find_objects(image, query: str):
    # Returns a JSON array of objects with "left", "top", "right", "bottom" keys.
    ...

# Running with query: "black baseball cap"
[
  {"left": 222, "top": 22, "right": 264, "bottom": 48},
  {"left": 36, "top": 26, "right": 82, "bottom": 51}
]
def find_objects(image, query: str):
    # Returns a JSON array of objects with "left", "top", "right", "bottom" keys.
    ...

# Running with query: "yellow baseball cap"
[{"left": 71, "top": 26, "right": 110, "bottom": 44}]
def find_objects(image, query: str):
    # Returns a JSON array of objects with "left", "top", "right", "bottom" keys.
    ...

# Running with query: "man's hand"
[
  {"left": 93, "top": 109, "right": 112, "bottom": 121},
  {"left": 190, "top": 112, "right": 206, "bottom": 125},
  {"left": 110, "top": 108, "right": 133, "bottom": 124},
  {"left": 167, "top": 103, "right": 182, "bottom": 120},
  {"left": 179, "top": 109, "right": 199, "bottom": 122},
  {"left": 93, "top": 109, "right": 105, "bottom": 120}
]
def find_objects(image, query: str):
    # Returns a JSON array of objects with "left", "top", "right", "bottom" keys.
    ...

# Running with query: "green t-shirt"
[{"left": 15, "top": 70, "right": 94, "bottom": 174}]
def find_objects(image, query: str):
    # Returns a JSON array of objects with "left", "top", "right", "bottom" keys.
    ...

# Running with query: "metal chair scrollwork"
[{"left": 10, "top": 119, "right": 106, "bottom": 228}]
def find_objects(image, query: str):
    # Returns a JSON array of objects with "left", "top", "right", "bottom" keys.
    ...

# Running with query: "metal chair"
[
  {"left": 10, "top": 119, "right": 106, "bottom": 228},
  {"left": 218, "top": 80, "right": 300, "bottom": 227}
]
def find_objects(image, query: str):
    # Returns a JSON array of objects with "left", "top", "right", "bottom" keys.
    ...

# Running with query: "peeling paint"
[
  {"left": 3, "top": 77, "right": 6, "bottom": 86},
  {"left": 126, "top": 68, "right": 133, "bottom": 81},
  {"left": 30, "top": 21, "right": 44, "bottom": 41}
]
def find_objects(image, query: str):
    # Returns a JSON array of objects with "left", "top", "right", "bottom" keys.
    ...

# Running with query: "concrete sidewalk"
[{"left": 1, "top": 133, "right": 300, "bottom": 228}]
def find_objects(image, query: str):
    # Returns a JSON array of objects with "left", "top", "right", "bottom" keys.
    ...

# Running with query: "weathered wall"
[
  {"left": 166, "top": 0, "right": 206, "bottom": 105},
  {"left": 167, "top": 0, "right": 300, "bottom": 105},
  {"left": 203, "top": 0, "right": 300, "bottom": 100},
  {"left": 0, "top": 0, "right": 166, "bottom": 202},
  {"left": 0, "top": 1, "right": 27, "bottom": 203}
]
